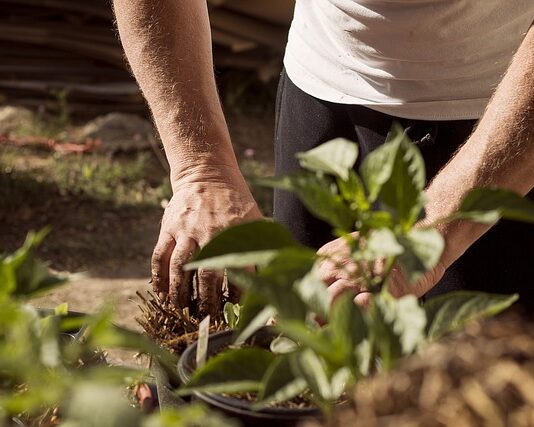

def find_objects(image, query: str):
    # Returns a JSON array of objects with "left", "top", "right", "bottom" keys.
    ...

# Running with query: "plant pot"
[{"left": 176, "top": 328, "right": 322, "bottom": 427}]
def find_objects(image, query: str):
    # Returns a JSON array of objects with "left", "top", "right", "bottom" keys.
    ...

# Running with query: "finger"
[
  {"left": 327, "top": 279, "right": 361, "bottom": 303},
  {"left": 168, "top": 237, "right": 198, "bottom": 309},
  {"left": 151, "top": 232, "right": 175, "bottom": 299},
  {"left": 318, "top": 260, "right": 356, "bottom": 285},
  {"left": 197, "top": 268, "right": 224, "bottom": 317},
  {"left": 354, "top": 292, "right": 373, "bottom": 309}
]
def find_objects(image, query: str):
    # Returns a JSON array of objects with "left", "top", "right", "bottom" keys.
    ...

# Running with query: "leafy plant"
[
  {"left": 182, "top": 123, "right": 533, "bottom": 412},
  {"left": 0, "top": 232, "right": 236, "bottom": 427}
]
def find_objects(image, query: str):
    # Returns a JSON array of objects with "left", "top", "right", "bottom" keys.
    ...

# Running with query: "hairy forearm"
[
  {"left": 113, "top": 1, "right": 238, "bottom": 183},
  {"left": 425, "top": 24, "right": 534, "bottom": 267}
]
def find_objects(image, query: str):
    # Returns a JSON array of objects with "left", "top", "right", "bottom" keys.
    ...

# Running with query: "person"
[{"left": 113, "top": 1, "right": 534, "bottom": 316}]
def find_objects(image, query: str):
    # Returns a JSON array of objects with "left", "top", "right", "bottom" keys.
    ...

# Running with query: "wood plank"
[
  {"left": 211, "top": 28, "right": 257, "bottom": 52},
  {"left": 209, "top": 9, "right": 288, "bottom": 51}
]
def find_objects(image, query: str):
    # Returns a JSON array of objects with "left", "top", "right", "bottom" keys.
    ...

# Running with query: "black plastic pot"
[{"left": 175, "top": 328, "right": 322, "bottom": 427}]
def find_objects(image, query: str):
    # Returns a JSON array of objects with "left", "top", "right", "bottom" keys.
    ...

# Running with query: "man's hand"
[
  {"left": 151, "top": 168, "right": 262, "bottom": 316},
  {"left": 317, "top": 234, "right": 447, "bottom": 307},
  {"left": 113, "top": 1, "right": 263, "bottom": 316}
]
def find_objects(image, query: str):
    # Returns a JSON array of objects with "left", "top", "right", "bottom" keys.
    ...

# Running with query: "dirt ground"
[{"left": 1, "top": 108, "right": 275, "bottom": 364}]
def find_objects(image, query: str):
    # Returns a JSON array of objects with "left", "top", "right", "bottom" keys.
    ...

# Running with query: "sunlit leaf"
[
  {"left": 232, "top": 289, "right": 275, "bottom": 344},
  {"left": 257, "top": 174, "right": 355, "bottom": 231},
  {"left": 329, "top": 293, "right": 367, "bottom": 363},
  {"left": 223, "top": 302, "right": 240, "bottom": 329},
  {"left": 276, "top": 321, "right": 337, "bottom": 365},
  {"left": 453, "top": 188, "right": 534, "bottom": 225},
  {"left": 255, "top": 353, "right": 307, "bottom": 408},
  {"left": 293, "top": 349, "right": 332, "bottom": 401},
  {"left": 425, "top": 291, "right": 519, "bottom": 340},
  {"left": 293, "top": 265, "right": 331, "bottom": 319},
  {"left": 297, "top": 138, "right": 358, "bottom": 181},
  {"left": 187, "top": 220, "right": 298, "bottom": 270},
  {"left": 337, "top": 171, "right": 370, "bottom": 211},
  {"left": 361, "top": 123, "right": 425, "bottom": 227},
  {"left": 270, "top": 336, "right": 298, "bottom": 355},
  {"left": 360, "top": 228, "right": 404, "bottom": 261},
  {"left": 187, "top": 250, "right": 279, "bottom": 271},
  {"left": 397, "top": 228, "right": 444, "bottom": 284},
  {"left": 376, "top": 293, "right": 426, "bottom": 354}
]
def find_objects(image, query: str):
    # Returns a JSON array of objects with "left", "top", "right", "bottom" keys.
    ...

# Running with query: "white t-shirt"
[{"left": 284, "top": 1, "right": 534, "bottom": 120}]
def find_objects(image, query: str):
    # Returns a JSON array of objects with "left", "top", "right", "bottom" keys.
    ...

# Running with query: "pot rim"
[{"left": 177, "top": 328, "right": 321, "bottom": 416}]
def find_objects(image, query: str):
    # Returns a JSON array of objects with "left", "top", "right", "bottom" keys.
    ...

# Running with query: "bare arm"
[
  {"left": 113, "top": 1, "right": 261, "bottom": 315},
  {"left": 114, "top": 1, "right": 237, "bottom": 183},
  {"left": 423, "top": 24, "right": 534, "bottom": 278},
  {"left": 320, "top": 25, "right": 534, "bottom": 303}
]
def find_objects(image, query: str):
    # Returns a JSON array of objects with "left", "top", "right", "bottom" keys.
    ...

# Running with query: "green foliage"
[
  {"left": 223, "top": 302, "right": 241, "bottom": 329},
  {"left": 424, "top": 291, "right": 519, "bottom": 341},
  {"left": 296, "top": 138, "right": 358, "bottom": 181},
  {"left": 187, "top": 220, "right": 299, "bottom": 270},
  {"left": 0, "top": 233, "right": 235, "bottom": 427},
  {"left": 181, "top": 123, "right": 532, "bottom": 414},
  {"left": 257, "top": 174, "right": 355, "bottom": 231},
  {"left": 179, "top": 348, "right": 275, "bottom": 395},
  {"left": 454, "top": 187, "right": 534, "bottom": 224},
  {"left": 0, "top": 228, "right": 67, "bottom": 300}
]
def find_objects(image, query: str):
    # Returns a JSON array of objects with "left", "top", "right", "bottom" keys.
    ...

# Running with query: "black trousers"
[{"left": 273, "top": 69, "right": 534, "bottom": 310}]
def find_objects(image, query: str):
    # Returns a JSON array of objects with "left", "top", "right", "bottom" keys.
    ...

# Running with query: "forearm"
[
  {"left": 425, "top": 24, "right": 534, "bottom": 267},
  {"left": 113, "top": 1, "right": 238, "bottom": 184}
]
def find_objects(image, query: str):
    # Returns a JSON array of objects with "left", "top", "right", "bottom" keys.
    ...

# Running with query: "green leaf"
[
  {"left": 455, "top": 188, "right": 534, "bottom": 225},
  {"left": 257, "top": 174, "right": 355, "bottom": 231},
  {"left": 293, "top": 265, "right": 331, "bottom": 319},
  {"left": 54, "top": 303, "right": 69, "bottom": 316},
  {"left": 223, "top": 302, "right": 240, "bottom": 329},
  {"left": 296, "top": 138, "right": 358, "bottom": 181},
  {"left": 0, "top": 228, "right": 68, "bottom": 299},
  {"left": 180, "top": 348, "right": 275, "bottom": 395},
  {"left": 187, "top": 220, "right": 298, "bottom": 270},
  {"left": 337, "top": 171, "right": 370, "bottom": 211},
  {"left": 270, "top": 336, "right": 298, "bottom": 355},
  {"left": 255, "top": 353, "right": 307, "bottom": 408},
  {"left": 376, "top": 293, "right": 427, "bottom": 355},
  {"left": 228, "top": 269, "right": 308, "bottom": 323},
  {"left": 232, "top": 289, "right": 276, "bottom": 344},
  {"left": 360, "top": 123, "right": 426, "bottom": 227},
  {"left": 360, "top": 128, "right": 402, "bottom": 203},
  {"left": 424, "top": 291, "right": 519, "bottom": 341},
  {"left": 380, "top": 146, "right": 425, "bottom": 227},
  {"left": 258, "top": 247, "right": 317, "bottom": 281},
  {"left": 328, "top": 293, "right": 367, "bottom": 363},
  {"left": 360, "top": 228, "right": 404, "bottom": 261},
  {"left": 293, "top": 349, "right": 333, "bottom": 401},
  {"left": 329, "top": 367, "right": 351, "bottom": 400},
  {"left": 187, "top": 250, "right": 279, "bottom": 271},
  {"left": 397, "top": 228, "right": 444, "bottom": 284},
  {"left": 359, "top": 211, "right": 394, "bottom": 232},
  {"left": 275, "top": 321, "right": 337, "bottom": 365},
  {"left": 65, "top": 383, "right": 141, "bottom": 427}
]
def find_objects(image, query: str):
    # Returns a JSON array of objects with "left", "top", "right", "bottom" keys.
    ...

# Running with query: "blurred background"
[{"left": 0, "top": 0, "right": 293, "bottom": 355}]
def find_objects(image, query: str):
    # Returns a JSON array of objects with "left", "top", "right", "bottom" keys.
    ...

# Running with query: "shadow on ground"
[{"left": 0, "top": 169, "right": 161, "bottom": 278}]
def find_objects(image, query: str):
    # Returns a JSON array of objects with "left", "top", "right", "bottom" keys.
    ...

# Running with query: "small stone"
[
  {"left": 79, "top": 112, "right": 157, "bottom": 153},
  {"left": 0, "top": 106, "right": 35, "bottom": 135}
]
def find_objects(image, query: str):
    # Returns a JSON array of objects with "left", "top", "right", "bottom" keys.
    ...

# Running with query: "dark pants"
[{"left": 273, "top": 69, "right": 534, "bottom": 310}]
